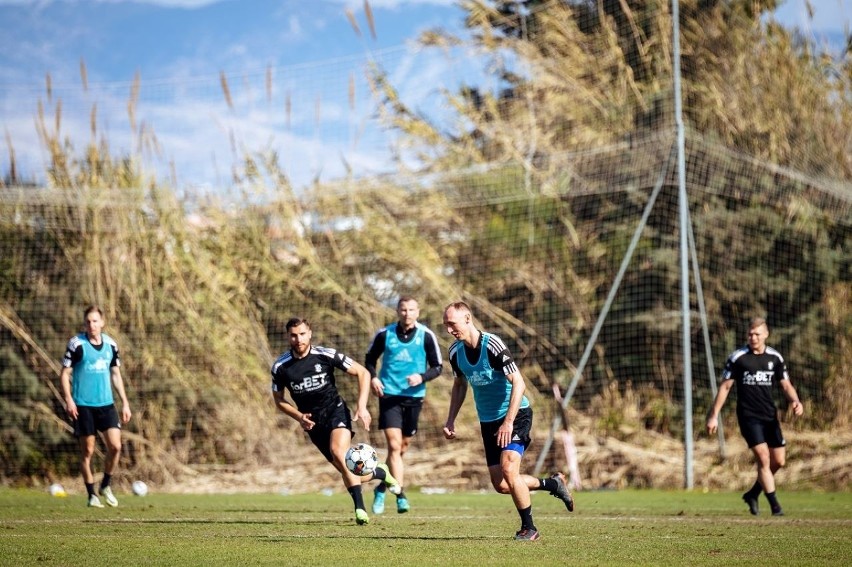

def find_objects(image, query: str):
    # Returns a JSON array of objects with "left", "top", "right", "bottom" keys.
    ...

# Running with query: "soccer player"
[
  {"left": 271, "top": 317, "right": 401, "bottom": 525},
  {"left": 441, "top": 301, "right": 574, "bottom": 541},
  {"left": 60, "top": 305, "right": 132, "bottom": 508},
  {"left": 364, "top": 296, "right": 443, "bottom": 514},
  {"left": 706, "top": 317, "right": 804, "bottom": 516}
]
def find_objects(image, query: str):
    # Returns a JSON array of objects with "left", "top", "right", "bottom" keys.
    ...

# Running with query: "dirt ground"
[{"left": 147, "top": 426, "right": 850, "bottom": 495}]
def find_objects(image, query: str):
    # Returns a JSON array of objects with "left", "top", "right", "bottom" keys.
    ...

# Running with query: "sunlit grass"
[{"left": 0, "top": 489, "right": 849, "bottom": 566}]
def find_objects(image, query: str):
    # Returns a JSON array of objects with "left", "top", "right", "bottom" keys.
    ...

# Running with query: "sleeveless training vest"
[
  {"left": 379, "top": 323, "right": 428, "bottom": 398},
  {"left": 456, "top": 332, "right": 529, "bottom": 422},
  {"left": 72, "top": 333, "right": 116, "bottom": 407}
]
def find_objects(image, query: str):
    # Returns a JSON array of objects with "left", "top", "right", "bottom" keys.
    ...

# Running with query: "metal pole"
[{"left": 672, "top": 0, "right": 694, "bottom": 489}]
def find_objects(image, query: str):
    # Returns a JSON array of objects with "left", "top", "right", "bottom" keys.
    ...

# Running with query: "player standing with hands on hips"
[
  {"left": 364, "top": 296, "right": 443, "bottom": 515},
  {"left": 60, "top": 305, "right": 132, "bottom": 508},
  {"left": 442, "top": 302, "right": 574, "bottom": 541},
  {"left": 706, "top": 317, "right": 804, "bottom": 516},
  {"left": 271, "top": 317, "right": 401, "bottom": 525}
]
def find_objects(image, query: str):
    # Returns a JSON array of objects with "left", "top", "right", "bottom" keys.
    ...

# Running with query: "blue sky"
[{"left": 0, "top": 0, "right": 849, "bottom": 193}]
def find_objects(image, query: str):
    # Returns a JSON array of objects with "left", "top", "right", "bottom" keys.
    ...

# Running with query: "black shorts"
[
  {"left": 738, "top": 416, "right": 786, "bottom": 449},
  {"left": 306, "top": 399, "right": 353, "bottom": 462},
  {"left": 479, "top": 407, "right": 533, "bottom": 467},
  {"left": 74, "top": 405, "right": 120, "bottom": 437},
  {"left": 378, "top": 395, "right": 423, "bottom": 437}
]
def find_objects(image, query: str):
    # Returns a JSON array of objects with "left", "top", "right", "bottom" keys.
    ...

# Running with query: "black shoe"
[
  {"left": 514, "top": 528, "right": 540, "bottom": 541},
  {"left": 550, "top": 472, "right": 574, "bottom": 512},
  {"left": 771, "top": 508, "right": 784, "bottom": 516},
  {"left": 742, "top": 493, "right": 759, "bottom": 516}
]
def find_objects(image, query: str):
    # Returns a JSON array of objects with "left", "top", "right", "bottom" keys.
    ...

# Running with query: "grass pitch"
[{"left": 0, "top": 488, "right": 849, "bottom": 566}]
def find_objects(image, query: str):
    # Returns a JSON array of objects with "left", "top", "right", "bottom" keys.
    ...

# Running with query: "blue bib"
[
  {"left": 379, "top": 323, "right": 428, "bottom": 397},
  {"left": 456, "top": 333, "right": 528, "bottom": 422}
]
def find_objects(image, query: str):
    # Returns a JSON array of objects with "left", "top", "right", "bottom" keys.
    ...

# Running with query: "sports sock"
[
  {"left": 85, "top": 482, "right": 96, "bottom": 497},
  {"left": 375, "top": 483, "right": 387, "bottom": 494},
  {"left": 348, "top": 485, "right": 365, "bottom": 511},
  {"left": 517, "top": 505, "right": 536, "bottom": 530},
  {"left": 745, "top": 481, "right": 761, "bottom": 499},
  {"left": 100, "top": 473, "right": 112, "bottom": 490},
  {"left": 372, "top": 467, "right": 387, "bottom": 482},
  {"left": 765, "top": 491, "right": 781, "bottom": 511},
  {"left": 538, "top": 478, "right": 558, "bottom": 492},
  {"left": 396, "top": 490, "right": 406, "bottom": 499}
]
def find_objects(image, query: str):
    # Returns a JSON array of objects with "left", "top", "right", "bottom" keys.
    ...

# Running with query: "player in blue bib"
[
  {"left": 442, "top": 302, "right": 574, "bottom": 541},
  {"left": 364, "top": 296, "right": 443, "bottom": 514},
  {"left": 60, "top": 305, "right": 132, "bottom": 508}
]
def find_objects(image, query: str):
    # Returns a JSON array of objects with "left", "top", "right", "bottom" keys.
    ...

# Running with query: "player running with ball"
[{"left": 271, "top": 317, "right": 401, "bottom": 525}]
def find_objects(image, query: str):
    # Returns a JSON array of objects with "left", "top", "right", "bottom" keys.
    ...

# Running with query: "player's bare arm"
[
  {"left": 443, "top": 375, "right": 468, "bottom": 439},
  {"left": 706, "top": 379, "right": 734, "bottom": 435},
  {"left": 347, "top": 361, "right": 372, "bottom": 430},
  {"left": 780, "top": 380, "right": 804, "bottom": 416},
  {"left": 111, "top": 367, "right": 132, "bottom": 424},
  {"left": 272, "top": 390, "right": 314, "bottom": 430},
  {"left": 59, "top": 366, "right": 78, "bottom": 420}
]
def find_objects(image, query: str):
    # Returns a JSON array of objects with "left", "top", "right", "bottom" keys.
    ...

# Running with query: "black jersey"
[
  {"left": 271, "top": 346, "right": 356, "bottom": 416},
  {"left": 721, "top": 345, "right": 790, "bottom": 421}
]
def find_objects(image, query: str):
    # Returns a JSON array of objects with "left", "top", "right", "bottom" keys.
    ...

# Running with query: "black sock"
[
  {"left": 348, "top": 485, "right": 365, "bottom": 511},
  {"left": 517, "top": 505, "right": 536, "bottom": 530},
  {"left": 100, "top": 473, "right": 112, "bottom": 490},
  {"left": 85, "top": 482, "right": 96, "bottom": 497},
  {"left": 746, "top": 481, "right": 762, "bottom": 498},
  {"left": 375, "top": 483, "right": 387, "bottom": 494},
  {"left": 397, "top": 490, "right": 406, "bottom": 499},
  {"left": 372, "top": 466, "right": 386, "bottom": 482},
  {"left": 539, "top": 478, "right": 558, "bottom": 493},
  {"left": 765, "top": 491, "right": 781, "bottom": 511}
]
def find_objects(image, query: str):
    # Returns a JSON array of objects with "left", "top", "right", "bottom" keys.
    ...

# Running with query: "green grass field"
[{"left": 1, "top": 488, "right": 850, "bottom": 566}]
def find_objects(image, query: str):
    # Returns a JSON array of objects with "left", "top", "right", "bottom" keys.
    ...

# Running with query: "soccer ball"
[
  {"left": 345, "top": 443, "right": 378, "bottom": 476},
  {"left": 131, "top": 480, "right": 149, "bottom": 496},
  {"left": 49, "top": 483, "right": 67, "bottom": 497}
]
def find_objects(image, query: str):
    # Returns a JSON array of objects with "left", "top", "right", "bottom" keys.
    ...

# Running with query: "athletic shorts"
[
  {"left": 378, "top": 395, "right": 423, "bottom": 437},
  {"left": 74, "top": 405, "right": 120, "bottom": 437},
  {"left": 306, "top": 399, "right": 353, "bottom": 462},
  {"left": 479, "top": 406, "right": 533, "bottom": 467},
  {"left": 738, "top": 416, "right": 786, "bottom": 449}
]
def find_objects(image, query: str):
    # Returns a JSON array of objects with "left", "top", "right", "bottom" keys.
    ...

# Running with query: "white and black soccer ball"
[
  {"left": 345, "top": 443, "right": 378, "bottom": 476},
  {"left": 131, "top": 480, "right": 149, "bottom": 496}
]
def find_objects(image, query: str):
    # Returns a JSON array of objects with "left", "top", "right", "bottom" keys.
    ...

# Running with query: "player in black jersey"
[
  {"left": 271, "top": 317, "right": 401, "bottom": 525},
  {"left": 706, "top": 317, "right": 804, "bottom": 516}
]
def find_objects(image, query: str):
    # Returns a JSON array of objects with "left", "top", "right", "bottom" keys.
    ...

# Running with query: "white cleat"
[{"left": 99, "top": 486, "right": 118, "bottom": 507}]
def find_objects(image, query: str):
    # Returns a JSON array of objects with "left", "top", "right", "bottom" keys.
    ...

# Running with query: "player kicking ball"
[{"left": 271, "top": 317, "right": 400, "bottom": 524}]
